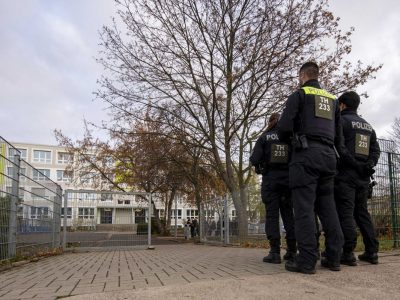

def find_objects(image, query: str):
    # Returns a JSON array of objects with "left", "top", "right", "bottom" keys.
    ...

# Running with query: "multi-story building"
[{"left": 9, "top": 142, "right": 206, "bottom": 229}]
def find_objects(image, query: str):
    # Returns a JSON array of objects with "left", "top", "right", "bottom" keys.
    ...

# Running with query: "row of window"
[
  {"left": 8, "top": 148, "right": 72, "bottom": 164},
  {"left": 16, "top": 206, "right": 94, "bottom": 220},
  {"left": 167, "top": 209, "right": 199, "bottom": 219},
  {"left": 6, "top": 167, "right": 72, "bottom": 182}
]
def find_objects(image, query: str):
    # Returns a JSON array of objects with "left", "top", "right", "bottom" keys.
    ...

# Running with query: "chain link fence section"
[
  {"left": 62, "top": 190, "right": 152, "bottom": 249},
  {"left": 200, "top": 139, "right": 400, "bottom": 249},
  {"left": 199, "top": 193, "right": 270, "bottom": 247},
  {"left": 370, "top": 139, "right": 400, "bottom": 247},
  {"left": 0, "top": 136, "right": 62, "bottom": 261},
  {"left": 199, "top": 197, "right": 227, "bottom": 244}
]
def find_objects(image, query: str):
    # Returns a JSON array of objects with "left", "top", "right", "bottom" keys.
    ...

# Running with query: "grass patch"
[{"left": 228, "top": 234, "right": 399, "bottom": 252}]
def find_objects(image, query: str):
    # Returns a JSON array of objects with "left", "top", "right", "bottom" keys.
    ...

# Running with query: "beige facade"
[{"left": 9, "top": 142, "right": 200, "bottom": 227}]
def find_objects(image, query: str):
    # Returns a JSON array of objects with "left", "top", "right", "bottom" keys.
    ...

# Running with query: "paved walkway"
[{"left": 0, "top": 244, "right": 399, "bottom": 300}]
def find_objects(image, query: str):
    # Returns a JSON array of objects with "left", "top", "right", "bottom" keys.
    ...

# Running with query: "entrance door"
[{"left": 100, "top": 209, "right": 112, "bottom": 224}]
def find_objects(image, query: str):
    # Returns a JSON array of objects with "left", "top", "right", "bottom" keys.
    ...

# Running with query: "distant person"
[
  {"left": 192, "top": 218, "right": 198, "bottom": 237},
  {"left": 184, "top": 219, "right": 191, "bottom": 240}
]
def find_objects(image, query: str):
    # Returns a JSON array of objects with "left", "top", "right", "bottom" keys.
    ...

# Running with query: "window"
[
  {"left": 5, "top": 186, "right": 24, "bottom": 198},
  {"left": 80, "top": 172, "right": 95, "bottom": 184},
  {"left": 101, "top": 194, "right": 113, "bottom": 201},
  {"left": 57, "top": 152, "right": 72, "bottom": 164},
  {"left": 77, "top": 193, "right": 96, "bottom": 201},
  {"left": 7, "top": 167, "right": 26, "bottom": 181},
  {"left": 33, "top": 150, "right": 51, "bottom": 163},
  {"left": 20, "top": 168, "right": 26, "bottom": 181},
  {"left": 33, "top": 169, "right": 50, "bottom": 181},
  {"left": 31, "top": 206, "right": 49, "bottom": 219},
  {"left": 18, "top": 187, "right": 24, "bottom": 199},
  {"left": 186, "top": 209, "right": 198, "bottom": 219},
  {"left": 78, "top": 207, "right": 95, "bottom": 219},
  {"left": 7, "top": 167, "right": 15, "bottom": 177},
  {"left": 61, "top": 207, "right": 72, "bottom": 219},
  {"left": 117, "top": 199, "right": 131, "bottom": 205},
  {"left": 172, "top": 209, "right": 182, "bottom": 219},
  {"left": 8, "top": 148, "right": 25, "bottom": 160},
  {"left": 79, "top": 154, "right": 96, "bottom": 165},
  {"left": 17, "top": 205, "right": 24, "bottom": 217},
  {"left": 57, "top": 170, "right": 72, "bottom": 182}
]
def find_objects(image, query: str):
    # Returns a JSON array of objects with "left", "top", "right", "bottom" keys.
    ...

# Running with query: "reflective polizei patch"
[
  {"left": 314, "top": 95, "right": 333, "bottom": 120},
  {"left": 270, "top": 143, "right": 288, "bottom": 163},
  {"left": 355, "top": 133, "right": 370, "bottom": 156}
]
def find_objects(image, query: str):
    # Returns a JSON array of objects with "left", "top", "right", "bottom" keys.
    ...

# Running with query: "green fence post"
[{"left": 388, "top": 152, "right": 399, "bottom": 248}]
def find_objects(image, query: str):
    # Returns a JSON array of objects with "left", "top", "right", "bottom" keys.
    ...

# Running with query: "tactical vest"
[
  {"left": 299, "top": 86, "right": 337, "bottom": 143},
  {"left": 342, "top": 113, "right": 373, "bottom": 161},
  {"left": 263, "top": 129, "right": 289, "bottom": 166}
]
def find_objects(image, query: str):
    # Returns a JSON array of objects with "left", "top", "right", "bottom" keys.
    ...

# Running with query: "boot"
[
  {"left": 321, "top": 258, "right": 341, "bottom": 271},
  {"left": 263, "top": 239, "right": 281, "bottom": 264},
  {"left": 285, "top": 259, "right": 316, "bottom": 275},
  {"left": 263, "top": 252, "right": 282, "bottom": 264},
  {"left": 283, "top": 239, "right": 297, "bottom": 261},
  {"left": 341, "top": 252, "right": 357, "bottom": 266},
  {"left": 358, "top": 252, "right": 378, "bottom": 264}
]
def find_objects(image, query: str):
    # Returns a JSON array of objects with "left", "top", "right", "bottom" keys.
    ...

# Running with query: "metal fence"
[
  {"left": 201, "top": 138, "right": 400, "bottom": 250},
  {"left": 0, "top": 137, "right": 62, "bottom": 261},
  {"left": 62, "top": 190, "right": 153, "bottom": 249},
  {"left": 370, "top": 139, "right": 400, "bottom": 247},
  {"left": 200, "top": 193, "right": 268, "bottom": 246}
]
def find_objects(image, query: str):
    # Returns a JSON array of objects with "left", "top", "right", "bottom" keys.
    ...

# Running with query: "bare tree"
[
  {"left": 389, "top": 117, "right": 400, "bottom": 151},
  {"left": 55, "top": 111, "right": 223, "bottom": 235},
  {"left": 96, "top": 0, "right": 381, "bottom": 236}
]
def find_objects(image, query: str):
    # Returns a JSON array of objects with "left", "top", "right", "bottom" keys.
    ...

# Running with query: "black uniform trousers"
[
  {"left": 289, "top": 142, "right": 344, "bottom": 267},
  {"left": 261, "top": 170, "right": 295, "bottom": 246},
  {"left": 335, "top": 171, "right": 379, "bottom": 254}
]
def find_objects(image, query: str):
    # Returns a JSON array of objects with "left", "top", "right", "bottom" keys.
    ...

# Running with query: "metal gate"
[{"left": 62, "top": 190, "right": 153, "bottom": 250}]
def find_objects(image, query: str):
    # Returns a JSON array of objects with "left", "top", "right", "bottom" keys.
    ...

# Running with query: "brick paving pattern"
[{"left": 0, "top": 244, "right": 398, "bottom": 300}]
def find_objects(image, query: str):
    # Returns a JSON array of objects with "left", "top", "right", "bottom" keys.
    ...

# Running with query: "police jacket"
[
  {"left": 250, "top": 126, "right": 290, "bottom": 175},
  {"left": 339, "top": 108, "right": 380, "bottom": 172},
  {"left": 277, "top": 79, "right": 342, "bottom": 147}
]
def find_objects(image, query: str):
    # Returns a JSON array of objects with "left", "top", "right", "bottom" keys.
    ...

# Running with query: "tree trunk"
[
  {"left": 230, "top": 185, "right": 249, "bottom": 239},
  {"left": 165, "top": 189, "right": 177, "bottom": 235}
]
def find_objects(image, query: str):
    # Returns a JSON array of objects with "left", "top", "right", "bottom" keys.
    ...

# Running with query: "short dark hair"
[
  {"left": 299, "top": 62, "right": 319, "bottom": 79},
  {"left": 338, "top": 91, "right": 360, "bottom": 110}
]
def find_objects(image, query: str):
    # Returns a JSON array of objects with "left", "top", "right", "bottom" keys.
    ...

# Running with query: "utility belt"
[{"left": 292, "top": 134, "right": 339, "bottom": 157}]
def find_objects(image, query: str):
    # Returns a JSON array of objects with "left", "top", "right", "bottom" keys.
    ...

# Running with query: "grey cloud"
[{"left": 0, "top": 0, "right": 399, "bottom": 144}]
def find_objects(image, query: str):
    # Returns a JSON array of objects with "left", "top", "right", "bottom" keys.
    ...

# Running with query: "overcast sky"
[{"left": 1, "top": 0, "right": 399, "bottom": 145}]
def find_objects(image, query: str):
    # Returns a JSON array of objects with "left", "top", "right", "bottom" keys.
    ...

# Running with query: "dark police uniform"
[
  {"left": 335, "top": 109, "right": 380, "bottom": 258},
  {"left": 277, "top": 79, "right": 344, "bottom": 269},
  {"left": 250, "top": 126, "right": 296, "bottom": 258}
]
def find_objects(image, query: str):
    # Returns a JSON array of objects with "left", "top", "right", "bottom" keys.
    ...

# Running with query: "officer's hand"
[
  {"left": 363, "top": 164, "right": 375, "bottom": 177},
  {"left": 364, "top": 160, "right": 375, "bottom": 177},
  {"left": 255, "top": 165, "right": 263, "bottom": 174},
  {"left": 355, "top": 161, "right": 375, "bottom": 177}
]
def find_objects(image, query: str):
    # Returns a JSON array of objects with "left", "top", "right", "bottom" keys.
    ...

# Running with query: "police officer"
[
  {"left": 250, "top": 113, "right": 296, "bottom": 264},
  {"left": 335, "top": 91, "right": 380, "bottom": 265},
  {"left": 277, "top": 62, "right": 344, "bottom": 274}
]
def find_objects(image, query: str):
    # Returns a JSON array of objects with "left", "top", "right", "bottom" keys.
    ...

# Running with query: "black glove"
[
  {"left": 254, "top": 164, "right": 263, "bottom": 175},
  {"left": 363, "top": 160, "right": 376, "bottom": 177},
  {"left": 355, "top": 161, "right": 375, "bottom": 177}
]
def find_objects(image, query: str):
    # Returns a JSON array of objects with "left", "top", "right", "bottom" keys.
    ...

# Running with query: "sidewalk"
[{"left": 0, "top": 244, "right": 399, "bottom": 300}]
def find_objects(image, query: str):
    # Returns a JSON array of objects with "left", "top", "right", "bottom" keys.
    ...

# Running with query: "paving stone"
[{"left": 0, "top": 245, "right": 398, "bottom": 300}]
